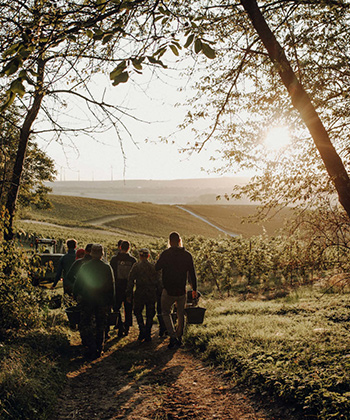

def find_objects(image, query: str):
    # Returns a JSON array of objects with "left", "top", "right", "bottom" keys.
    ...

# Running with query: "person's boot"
[
  {"left": 118, "top": 324, "right": 125, "bottom": 337},
  {"left": 138, "top": 328, "right": 145, "bottom": 341},
  {"left": 167, "top": 337, "right": 178, "bottom": 349},
  {"left": 144, "top": 327, "right": 152, "bottom": 342}
]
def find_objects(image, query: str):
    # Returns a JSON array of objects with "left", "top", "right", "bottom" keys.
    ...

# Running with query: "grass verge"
[
  {"left": 0, "top": 326, "right": 70, "bottom": 420},
  {"left": 184, "top": 288, "right": 350, "bottom": 420}
]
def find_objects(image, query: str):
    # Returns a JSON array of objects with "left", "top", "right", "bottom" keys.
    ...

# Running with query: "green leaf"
[
  {"left": 3, "top": 58, "right": 22, "bottom": 76},
  {"left": 194, "top": 38, "right": 202, "bottom": 54},
  {"left": 169, "top": 45, "right": 179, "bottom": 56},
  {"left": 120, "top": 2, "right": 134, "bottom": 10},
  {"left": 102, "top": 33, "right": 114, "bottom": 44},
  {"left": 110, "top": 60, "right": 127, "bottom": 80},
  {"left": 172, "top": 41, "right": 182, "bottom": 50},
  {"left": 132, "top": 58, "right": 143, "bottom": 70},
  {"left": 96, "top": 0, "right": 107, "bottom": 12},
  {"left": 202, "top": 43, "right": 216, "bottom": 59},
  {"left": 112, "top": 71, "right": 129, "bottom": 86},
  {"left": 93, "top": 33, "right": 104, "bottom": 41},
  {"left": 184, "top": 34, "right": 194, "bottom": 49},
  {"left": 10, "top": 78, "right": 25, "bottom": 97},
  {"left": 86, "top": 29, "right": 94, "bottom": 38},
  {"left": 0, "top": 91, "right": 16, "bottom": 112},
  {"left": 147, "top": 56, "right": 158, "bottom": 64},
  {"left": 147, "top": 56, "right": 168, "bottom": 68},
  {"left": 3, "top": 43, "right": 20, "bottom": 59}
]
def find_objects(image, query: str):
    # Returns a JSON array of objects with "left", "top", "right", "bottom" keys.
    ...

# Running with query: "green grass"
[
  {"left": 185, "top": 289, "right": 350, "bottom": 419},
  {"left": 0, "top": 328, "right": 69, "bottom": 420}
]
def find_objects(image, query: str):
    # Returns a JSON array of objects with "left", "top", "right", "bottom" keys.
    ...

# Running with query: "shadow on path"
[{"left": 53, "top": 329, "right": 183, "bottom": 419}]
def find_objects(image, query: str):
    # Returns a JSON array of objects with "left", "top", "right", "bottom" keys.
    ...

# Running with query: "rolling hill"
[{"left": 19, "top": 194, "right": 290, "bottom": 240}]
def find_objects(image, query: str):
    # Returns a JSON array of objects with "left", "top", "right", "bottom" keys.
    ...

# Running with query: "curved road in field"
[{"left": 176, "top": 206, "right": 238, "bottom": 237}]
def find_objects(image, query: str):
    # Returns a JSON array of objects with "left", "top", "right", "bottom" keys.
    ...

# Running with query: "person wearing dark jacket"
[
  {"left": 126, "top": 248, "right": 162, "bottom": 342},
  {"left": 52, "top": 238, "right": 77, "bottom": 293},
  {"left": 155, "top": 231, "right": 197, "bottom": 349},
  {"left": 110, "top": 241, "right": 136, "bottom": 337},
  {"left": 73, "top": 244, "right": 115, "bottom": 359},
  {"left": 65, "top": 243, "right": 93, "bottom": 295}
]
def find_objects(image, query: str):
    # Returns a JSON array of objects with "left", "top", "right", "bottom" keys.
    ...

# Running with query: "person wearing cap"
[
  {"left": 51, "top": 238, "right": 77, "bottom": 293},
  {"left": 110, "top": 240, "right": 136, "bottom": 337},
  {"left": 65, "top": 243, "right": 93, "bottom": 297},
  {"left": 155, "top": 231, "right": 198, "bottom": 349},
  {"left": 126, "top": 248, "right": 162, "bottom": 342},
  {"left": 73, "top": 244, "right": 115, "bottom": 359}
]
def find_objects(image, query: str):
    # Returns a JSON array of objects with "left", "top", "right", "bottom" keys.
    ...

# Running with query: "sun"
[{"left": 263, "top": 126, "right": 291, "bottom": 151}]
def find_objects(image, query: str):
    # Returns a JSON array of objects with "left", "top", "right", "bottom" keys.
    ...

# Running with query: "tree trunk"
[
  {"left": 4, "top": 59, "right": 45, "bottom": 241},
  {"left": 240, "top": 0, "right": 350, "bottom": 218}
]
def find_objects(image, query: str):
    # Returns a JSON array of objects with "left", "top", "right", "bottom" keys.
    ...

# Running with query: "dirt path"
[{"left": 53, "top": 327, "right": 287, "bottom": 420}]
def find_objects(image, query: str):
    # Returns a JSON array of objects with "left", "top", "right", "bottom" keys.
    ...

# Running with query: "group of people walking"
[{"left": 52, "top": 232, "right": 198, "bottom": 360}]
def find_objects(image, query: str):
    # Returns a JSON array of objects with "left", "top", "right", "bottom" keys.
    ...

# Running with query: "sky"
[
  {"left": 36, "top": 57, "right": 288, "bottom": 182},
  {"left": 38, "top": 65, "right": 228, "bottom": 182}
]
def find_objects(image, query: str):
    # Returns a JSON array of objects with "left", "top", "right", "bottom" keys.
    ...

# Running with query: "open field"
[
  {"left": 183, "top": 204, "right": 292, "bottom": 237},
  {"left": 18, "top": 195, "right": 290, "bottom": 240},
  {"left": 185, "top": 289, "right": 350, "bottom": 420}
]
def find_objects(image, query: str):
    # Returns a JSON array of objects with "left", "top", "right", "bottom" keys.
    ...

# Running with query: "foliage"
[
  {"left": 0, "top": 236, "right": 69, "bottom": 419},
  {"left": 0, "top": 242, "right": 43, "bottom": 339},
  {"left": 178, "top": 0, "right": 350, "bottom": 217},
  {"left": 0, "top": 0, "right": 213, "bottom": 239},
  {"left": 185, "top": 292, "right": 350, "bottom": 419},
  {"left": 0, "top": 105, "right": 56, "bottom": 210}
]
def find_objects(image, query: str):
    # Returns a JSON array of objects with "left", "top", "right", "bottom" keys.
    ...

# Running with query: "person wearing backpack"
[
  {"left": 110, "top": 240, "right": 136, "bottom": 337},
  {"left": 126, "top": 248, "right": 162, "bottom": 342}
]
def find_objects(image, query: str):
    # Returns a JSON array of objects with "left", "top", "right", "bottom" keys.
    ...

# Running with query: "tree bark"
[
  {"left": 4, "top": 59, "right": 45, "bottom": 241},
  {"left": 240, "top": 0, "right": 350, "bottom": 218}
]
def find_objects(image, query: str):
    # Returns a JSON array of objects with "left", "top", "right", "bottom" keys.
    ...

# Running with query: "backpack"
[{"left": 117, "top": 260, "right": 133, "bottom": 280}]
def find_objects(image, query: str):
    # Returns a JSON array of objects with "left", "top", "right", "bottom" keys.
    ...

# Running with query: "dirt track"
[{"left": 53, "top": 326, "right": 290, "bottom": 420}]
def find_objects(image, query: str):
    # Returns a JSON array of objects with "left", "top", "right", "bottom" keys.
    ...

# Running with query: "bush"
[
  {"left": 0, "top": 240, "right": 70, "bottom": 419},
  {"left": 0, "top": 242, "right": 43, "bottom": 339}
]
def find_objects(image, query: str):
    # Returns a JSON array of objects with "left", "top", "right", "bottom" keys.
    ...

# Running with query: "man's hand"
[{"left": 192, "top": 290, "right": 198, "bottom": 300}]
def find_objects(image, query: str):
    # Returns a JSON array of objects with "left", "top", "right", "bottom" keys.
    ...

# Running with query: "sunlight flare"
[{"left": 263, "top": 126, "right": 291, "bottom": 151}]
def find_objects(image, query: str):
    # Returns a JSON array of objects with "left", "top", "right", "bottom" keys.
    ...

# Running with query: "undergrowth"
[{"left": 0, "top": 241, "right": 70, "bottom": 420}]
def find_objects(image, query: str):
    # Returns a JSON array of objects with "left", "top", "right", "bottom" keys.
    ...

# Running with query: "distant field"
[
  {"left": 183, "top": 204, "right": 291, "bottom": 237},
  {"left": 19, "top": 195, "right": 290, "bottom": 240}
]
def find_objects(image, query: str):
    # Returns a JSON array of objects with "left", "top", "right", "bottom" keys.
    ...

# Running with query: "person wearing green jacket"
[{"left": 74, "top": 244, "right": 115, "bottom": 359}]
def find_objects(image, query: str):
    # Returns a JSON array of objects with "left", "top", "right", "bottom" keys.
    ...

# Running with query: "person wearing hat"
[
  {"left": 126, "top": 248, "right": 162, "bottom": 342},
  {"left": 73, "top": 244, "right": 115, "bottom": 359}
]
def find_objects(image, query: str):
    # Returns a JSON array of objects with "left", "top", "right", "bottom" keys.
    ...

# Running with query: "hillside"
[
  {"left": 19, "top": 194, "right": 290, "bottom": 240},
  {"left": 45, "top": 177, "right": 251, "bottom": 205}
]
